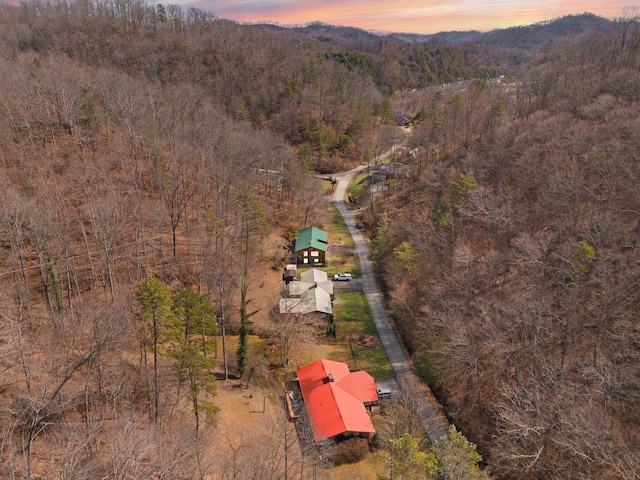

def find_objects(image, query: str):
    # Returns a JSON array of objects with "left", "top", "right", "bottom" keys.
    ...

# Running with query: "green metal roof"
[{"left": 295, "top": 226, "right": 328, "bottom": 252}]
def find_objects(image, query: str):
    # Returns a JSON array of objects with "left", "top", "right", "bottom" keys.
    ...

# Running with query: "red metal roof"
[{"left": 297, "top": 359, "right": 377, "bottom": 441}]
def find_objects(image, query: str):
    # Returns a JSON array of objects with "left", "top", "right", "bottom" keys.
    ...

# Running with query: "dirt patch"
[{"left": 349, "top": 335, "right": 380, "bottom": 348}]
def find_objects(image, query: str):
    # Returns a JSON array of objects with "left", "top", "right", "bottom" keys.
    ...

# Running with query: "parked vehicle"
[
  {"left": 333, "top": 273, "right": 352, "bottom": 281},
  {"left": 377, "top": 386, "right": 392, "bottom": 397}
]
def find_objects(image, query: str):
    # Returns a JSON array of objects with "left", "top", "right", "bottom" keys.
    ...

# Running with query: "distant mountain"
[
  {"left": 389, "top": 13, "right": 612, "bottom": 52},
  {"left": 256, "top": 13, "right": 614, "bottom": 66},
  {"left": 259, "top": 21, "right": 380, "bottom": 43},
  {"left": 392, "top": 31, "right": 484, "bottom": 44}
]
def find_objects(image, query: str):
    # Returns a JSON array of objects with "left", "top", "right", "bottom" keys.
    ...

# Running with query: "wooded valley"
[{"left": 0, "top": 1, "right": 638, "bottom": 478}]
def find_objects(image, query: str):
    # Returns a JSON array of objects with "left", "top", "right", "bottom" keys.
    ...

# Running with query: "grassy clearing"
[
  {"left": 327, "top": 253, "right": 360, "bottom": 277},
  {"left": 348, "top": 171, "right": 369, "bottom": 202},
  {"left": 327, "top": 452, "right": 387, "bottom": 479},
  {"left": 332, "top": 291, "right": 394, "bottom": 380},
  {"left": 326, "top": 203, "right": 359, "bottom": 275},
  {"left": 333, "top": 291, "right": 375, "bottom": 334},
  {"left": 326, "top": 205, "right": 354, "bottom": 247},
  {"left": 352, "top": 345, "right": 393, "bottom": 380},
  {"left": 321, "top": 177, "right": 336, "bottom": 195}
]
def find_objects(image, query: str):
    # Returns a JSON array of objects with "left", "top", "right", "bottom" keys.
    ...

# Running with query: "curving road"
[{"left": 331, "top": 165, "right": 449, "bottom": 444}]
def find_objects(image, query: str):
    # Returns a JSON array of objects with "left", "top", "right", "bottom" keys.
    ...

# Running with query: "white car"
[
  {"left": 333, "top": 273, "right": 352, "bottom": 281},
  {"left": 377, "top": 386, "right": 392, "bottom": 397}
]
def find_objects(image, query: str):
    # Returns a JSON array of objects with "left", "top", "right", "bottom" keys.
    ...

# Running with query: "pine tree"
[
  {"left": 173, "top": 289, "right": 217, "bottom": 358},
  {"left": 384, "top": 433, "right": 439, "bottom": 479},
  {"left": 135, "top": 276, "right": 175, "bottom": 423},
  {"left": 237, "top": 280, "right": 257, "bottom": 375},
  {"left": 433, "top": 425, "right": 489, "bottom": 480},
  {"left": 171, "top": 289, "right": 218, "bottom": 433}
]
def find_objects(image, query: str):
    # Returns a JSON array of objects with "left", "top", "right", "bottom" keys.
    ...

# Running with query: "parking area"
[{"left": 331, "top": 276, "right": 361, "bottom": 291}]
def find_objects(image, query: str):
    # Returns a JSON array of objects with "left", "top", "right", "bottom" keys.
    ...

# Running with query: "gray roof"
[
  {"left": 279, "top": 287, "right": 332, "bottom": 315},
  {"left": 300, "top": 268, "right": 328, "bottom": 283},
  {"left": 288, "top": 280, "right": 334, "bottom": 296}
]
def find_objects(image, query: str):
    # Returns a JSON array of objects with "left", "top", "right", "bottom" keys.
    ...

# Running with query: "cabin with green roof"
[{"left": 294, "top": 226, "right": 328, "bottom": 265}]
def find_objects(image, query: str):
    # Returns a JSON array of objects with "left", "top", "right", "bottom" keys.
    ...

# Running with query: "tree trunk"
[
  {"left": 221, "top": 309, "right": 228, "bottom": 380},
  {"left": 153, "top": 314, "right": 159, "bottom": 423}
]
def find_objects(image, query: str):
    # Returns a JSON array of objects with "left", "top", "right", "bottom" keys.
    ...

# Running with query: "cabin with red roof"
[{"left": 296, "top": 359, "right": 378, "bottom": 442}]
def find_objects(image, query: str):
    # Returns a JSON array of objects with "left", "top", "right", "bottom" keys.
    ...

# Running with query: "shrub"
[{"left": 331, "top": 437, "right": 371, "bottom": 465}]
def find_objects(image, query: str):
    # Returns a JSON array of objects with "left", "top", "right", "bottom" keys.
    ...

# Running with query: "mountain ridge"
[{"left": 258, "top": 12, "right": 614, "bottom": 53}]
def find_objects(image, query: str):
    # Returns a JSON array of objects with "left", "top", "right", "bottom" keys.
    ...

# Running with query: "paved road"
[{"left": 331, "top": 165, "right": 449, "bottom": 444}]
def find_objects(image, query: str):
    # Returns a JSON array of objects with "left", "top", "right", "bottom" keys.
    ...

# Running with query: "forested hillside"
[
  {"left": 0, "top": 0, "right": 638, "bottom": 478},
  {"left": 0, "top": 1, "right": 370, "bottom": 477},
  {"left": 0, "top": 0, "right": 496, "bottom": 173},
  {"left": 369, "top": 15, "right": 640, "bottom": 480},
  {"left": 394, "top": 13, "right": 612, "bottom": 53}
]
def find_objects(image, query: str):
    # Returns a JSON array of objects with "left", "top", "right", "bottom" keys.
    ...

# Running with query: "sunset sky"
[{"left": 178, "top": 1, "right": 632, "bottom": 34}]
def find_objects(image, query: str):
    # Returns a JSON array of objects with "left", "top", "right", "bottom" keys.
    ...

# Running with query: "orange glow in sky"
[{"left": 183, "top": 1, "right": 632, "bottom": 34}]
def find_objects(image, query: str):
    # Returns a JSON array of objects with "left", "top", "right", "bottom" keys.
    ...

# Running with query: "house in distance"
[
  {"left": 279, "top": 286, "right": 333, "bottom": 324},
  {"left": 294, "top": 226, "right": 328, "bottom": 265},
  {"left": 296, "top": 359, "right": 378, "bottom": 442},
  {"left": 294, "top": 268, "right": 334, "bottom": 296}
]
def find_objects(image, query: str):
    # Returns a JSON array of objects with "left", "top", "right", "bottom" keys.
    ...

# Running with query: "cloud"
[{"left": 78, "top": 0, "right": 640, "bottom": 33}]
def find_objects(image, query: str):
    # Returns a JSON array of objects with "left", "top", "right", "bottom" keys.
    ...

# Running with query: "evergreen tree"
[
  {"left": 383, "top": 433, "right": 439, "bottom": 480},
  {"left": 169, "top": 328, "right": 218, "bottom": 434},
  {"left": 372, "top": 210, "right": 390, "bottom": 263},
  {"left": 171, "top": 289, "right": 218, "bottom": 433},
  {"left": 135, "top": 276, "right": 175, "bottom": 423},
  {"left": 433, "top": 425, "right": 489, "bottom": 480},
  {"left": 237, "top": 280, "right": 257, "bottom": 375},
  {"left": 173, "top": 289, "right": 217, "bottom": 358}
]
